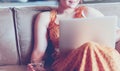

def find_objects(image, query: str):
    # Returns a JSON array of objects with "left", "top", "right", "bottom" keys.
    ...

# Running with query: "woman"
[{"left": 28, "top": 0, "right": 120, "bottom": 71}]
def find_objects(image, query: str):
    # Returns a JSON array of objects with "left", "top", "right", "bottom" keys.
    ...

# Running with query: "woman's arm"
[{"left": 31, "top": 12, "right": 51, "bottom": 63}]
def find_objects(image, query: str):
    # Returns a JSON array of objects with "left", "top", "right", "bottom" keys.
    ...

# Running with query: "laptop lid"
[{"left": 59, "top": 16, "right": 117, "bottom": 54}]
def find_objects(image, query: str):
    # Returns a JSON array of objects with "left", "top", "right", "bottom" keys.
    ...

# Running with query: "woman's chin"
[
  {"left": 68, "top": 6, "right": 77, "bottom": 9},
  {"left": 67, "top": 4, "right": 78, "bottom": 9}
]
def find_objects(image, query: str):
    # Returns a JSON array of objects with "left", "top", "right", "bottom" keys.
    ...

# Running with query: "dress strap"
[
  {"left": 48, "top": 10, "right": 57, "bottom": 30},
  {"left": 74, "top": 6, "right": 87, "bottom": 18},
  {"left": 50, "top": 10, "right": 57, "bottom": 23}
]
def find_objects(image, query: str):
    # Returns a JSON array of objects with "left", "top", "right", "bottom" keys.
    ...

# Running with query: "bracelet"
[
  {"left": 31, "top": 62, "right": 44, "bottom": 67},
  {"left": 31, "top": 59, "right": 45, "bottom": 67}
]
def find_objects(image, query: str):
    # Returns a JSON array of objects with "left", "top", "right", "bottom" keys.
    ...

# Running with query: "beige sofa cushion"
[
  {"left": 0, "top": 8, "right": 19, "bottom": 65},
  {"left": 14, "top": 6, "right": 53, "bottom": 64}
]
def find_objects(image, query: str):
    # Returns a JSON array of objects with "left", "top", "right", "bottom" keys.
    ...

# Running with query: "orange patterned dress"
[{"left": 47, "top": 6, "right": 120, "bottom": 71}]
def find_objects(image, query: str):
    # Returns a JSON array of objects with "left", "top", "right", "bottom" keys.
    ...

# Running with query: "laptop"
[{"left": 59, "top": 16, "right": 117, "bottom": 54}]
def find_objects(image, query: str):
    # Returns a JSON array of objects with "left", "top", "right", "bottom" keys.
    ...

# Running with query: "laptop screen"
[{"left": 59, "top": 16, "right": 117, "bottom": 54}]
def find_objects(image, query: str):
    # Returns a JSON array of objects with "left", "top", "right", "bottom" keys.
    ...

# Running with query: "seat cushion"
[{"left": 0, "top": 65, "right": 26, "bottom": 71}]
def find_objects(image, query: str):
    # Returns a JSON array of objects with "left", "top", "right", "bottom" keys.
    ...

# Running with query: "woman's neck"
[{"left": 57, "top": 6, "right": 76, "bottom": 15}]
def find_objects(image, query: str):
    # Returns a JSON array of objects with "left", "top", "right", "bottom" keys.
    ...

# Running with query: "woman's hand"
[
  {"left": 27, "top": 63, "right": 35, "bottom": 71},
  {"left": 27, "top": 63, "right": 46, "bottom": 71}
]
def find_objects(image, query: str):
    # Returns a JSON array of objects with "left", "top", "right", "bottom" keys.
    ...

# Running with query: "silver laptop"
[{"left": 59, "top": 16, "right": 117, "bottom": 54}]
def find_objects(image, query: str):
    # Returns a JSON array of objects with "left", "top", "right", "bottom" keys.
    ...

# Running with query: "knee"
[
  {"left": 80, "top": 41, "right": 99, "bottom": 49},
  {"left": 83, "top": 41, "right": 95, "bottom": 46}
]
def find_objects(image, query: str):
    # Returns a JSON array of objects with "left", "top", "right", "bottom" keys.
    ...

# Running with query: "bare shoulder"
[
  {"left": 38, "top": 11, "right": 51, "bottom": 17},
  {"left": 82, "top": 6, "right": 104, "bottom": 17},
  {"left": 36, "top": 11, "right": 51, "bottom": 27}
]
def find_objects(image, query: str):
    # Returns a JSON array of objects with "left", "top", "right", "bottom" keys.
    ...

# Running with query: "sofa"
[{"left": 0, "top": 2, "right": 120, "bottom": 71}]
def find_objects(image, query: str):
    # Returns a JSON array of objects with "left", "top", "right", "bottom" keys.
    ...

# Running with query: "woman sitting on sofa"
[{"left": 28, "top": 0, "right": 120, "bottom": 71}]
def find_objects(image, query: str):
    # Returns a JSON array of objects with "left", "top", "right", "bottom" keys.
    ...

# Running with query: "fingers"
[
  {"left": 27, "top": 63, "right": 46, "bottom": 71},
  {"left": 39, "top": 67, "right": 46, "bottom": 71},
  {"left": 27, "top": 63, "right": 35, "bottom": 71}
]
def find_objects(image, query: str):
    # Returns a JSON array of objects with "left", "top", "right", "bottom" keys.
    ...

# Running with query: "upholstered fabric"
[
  {"left": 14, "top": 6, "right": 53, "bottom": 64},
  {"left": 0, "top": 8, "right": 19, "bottom": 65}
]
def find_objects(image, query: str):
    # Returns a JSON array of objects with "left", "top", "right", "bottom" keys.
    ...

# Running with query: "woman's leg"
[{"left": 52, "top": 41, "right": 120, "bottom": 71}]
